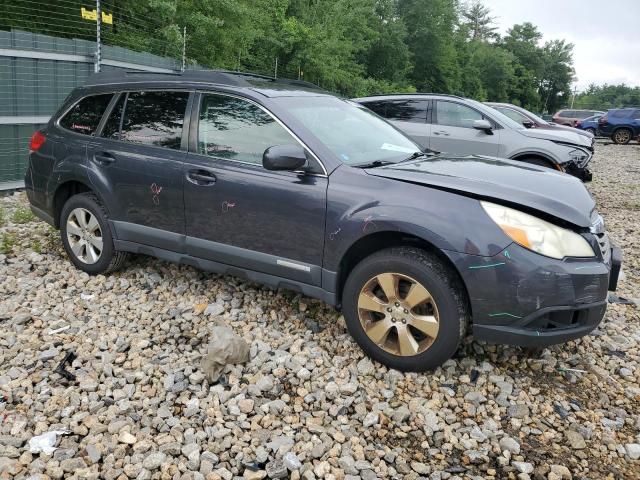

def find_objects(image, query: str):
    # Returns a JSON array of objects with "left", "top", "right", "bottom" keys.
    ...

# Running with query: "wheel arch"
[
  {"left": 52, "top": 180, "right": 105, "bottom": 228},
  {"left": 510, "top": 152, "right": 561, "bottom": 170},
  {"left": 335, "top": 230, "right": 472, "bottom": 317}
]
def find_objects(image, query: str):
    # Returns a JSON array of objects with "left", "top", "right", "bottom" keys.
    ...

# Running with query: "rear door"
[
  {"left": 87, "top": 90, "right": 191, "bottom": 250},
  {"left": 430, "top": 100, "right": 501, "bottom": 156},
  {"left": 182, "top": 91, "right": 328, "bottom": 285}
]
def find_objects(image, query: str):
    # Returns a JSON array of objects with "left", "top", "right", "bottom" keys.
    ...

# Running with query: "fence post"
[
  {"left": 181, "top": 26, "right": 186, "bottom": 72},
  {"left": 95, "top": 0, "right": 102, "bottom": 73},
  {"left": 274, "top": 57, "right": 278, "bottom": 79}
]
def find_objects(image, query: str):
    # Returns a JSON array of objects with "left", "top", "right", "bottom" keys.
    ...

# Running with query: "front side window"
[
  {"left": 118, "top": 91, "right": 189, "bottom": 150},
  {"left": 384, "top": 100, "right": 428, "bottom": 123},
  {"left": 198, "top": 94, "right": 296, "bottom": 165},
  {"left": 436, "top": 101, "right": 483, "bottom": 128},
  {"left": 361, "top": 101, "right": 388, "bottom": 117},
  {"left": 59, "top": 93, "right": 113, "bottom": 135}
]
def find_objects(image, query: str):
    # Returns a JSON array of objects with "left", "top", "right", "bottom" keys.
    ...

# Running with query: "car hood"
[
  {"left": 546, "top": 123, "right": 594, "bottom": 139},
  {"left": 518, "top": 127, "right": 592, "bottom": 147},
  {"left": 367, "top": 155, "right": 595, "bottom": 227}
]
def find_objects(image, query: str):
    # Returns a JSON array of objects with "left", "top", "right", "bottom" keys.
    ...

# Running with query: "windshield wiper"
[
  {"left": 352, "top": 160, "right": 396, "bottom": 169},
  {"left": 399, "top": 150, "right": 437, "bottom": 163}
]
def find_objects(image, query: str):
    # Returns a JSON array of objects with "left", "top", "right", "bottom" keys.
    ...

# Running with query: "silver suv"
[{"left": 353, "top": 94, "right": 594, "bottom": 181}]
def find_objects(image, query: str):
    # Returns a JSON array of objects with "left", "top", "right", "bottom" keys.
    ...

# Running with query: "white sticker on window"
[{"left": 380, "top": 143, "right": 416, "bottom": 154}]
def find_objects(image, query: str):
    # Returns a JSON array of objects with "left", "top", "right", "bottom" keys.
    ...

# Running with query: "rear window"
[
  {"left": 59, "top": 93, "right": 113, "bottom": 135},
  {"left": 118, "top": 91, "right": 189, "bottom": 150}
]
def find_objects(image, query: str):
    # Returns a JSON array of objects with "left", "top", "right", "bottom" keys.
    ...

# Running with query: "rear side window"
[
  {"left": 59, "top": 94, "right": 113, "bottom": 135},
  {"left": 118, "top": 91, "right": 189, "bottom": 150},
  {"left": 435, "top": 101, "right": 483, "bottom": 128},
  {"left": 197, "top": 93, "right": 295, "bottom": 165},
  {"left": 384, "top": 100, "right": 428, "bottom": 123},
  {"left": 361, "top": 101, "right": 388, "bottom": 117},
  {"left": 102, "top": 94, "right": 126, "bottom": 139}
]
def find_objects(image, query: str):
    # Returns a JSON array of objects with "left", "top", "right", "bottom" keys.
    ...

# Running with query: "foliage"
[
  {"left": 0, "top": 206, "right": 4, "bottom": 227},
  {"left": 2, "top": 0, "right": 623, "bottom": 110},
  {"left": 0, "top": 232, "right": 16, "bottom": 254},
  {"left": 574, "top": 84, "right": 640, "bottom": 110},
  {"left": 11, "top": 205, "right": 36, "bottom": 224}
]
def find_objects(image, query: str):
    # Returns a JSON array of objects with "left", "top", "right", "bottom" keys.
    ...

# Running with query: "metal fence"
[{"left": 0, "top": 28, "right": 184, "bottom": 187}]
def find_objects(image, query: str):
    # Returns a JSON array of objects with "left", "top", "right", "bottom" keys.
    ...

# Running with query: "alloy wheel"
[
  {"left": 66, "top": 208, "right": 103, "bottom": 264},
  {"left": 357, "top": 272, "right": 440, "bottom": 356},
  {"left": 614, "top": 129, "right": 631, "bottom": 144}
]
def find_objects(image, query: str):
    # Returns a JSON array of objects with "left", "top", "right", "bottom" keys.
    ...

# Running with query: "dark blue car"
[
  {"left": 598, "top": 108, "right": 640, "bottom": 144},
  {"left": 24, "top": 70, "right": 622, "bottom": 371},
  {"left": 576, "top": 114, "right": 602, "bottom": 137}
]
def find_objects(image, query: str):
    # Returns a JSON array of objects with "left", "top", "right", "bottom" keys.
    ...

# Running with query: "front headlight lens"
[
  {"left": 481, "top": 201, "right": 595, "bottom": 259},
  {"left": 568, "top": 148, "right": 589, "bottom": 163}
]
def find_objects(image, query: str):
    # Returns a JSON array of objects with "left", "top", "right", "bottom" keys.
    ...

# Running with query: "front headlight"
[
  {"left": 568, "top": 148, "right": 589, "bottom": 164},
  {"left": 481, "top": 201, "right": 595, "bottom": 259}
]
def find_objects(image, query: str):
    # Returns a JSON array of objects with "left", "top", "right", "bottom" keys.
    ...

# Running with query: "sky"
[{"left": 480, "top": 0, "right": 639, "bottom": 91}]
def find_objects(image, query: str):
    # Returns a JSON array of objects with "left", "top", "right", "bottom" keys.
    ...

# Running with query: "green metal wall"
[{"left": 0, "top": 29, "right": 181, "bottom": 186}]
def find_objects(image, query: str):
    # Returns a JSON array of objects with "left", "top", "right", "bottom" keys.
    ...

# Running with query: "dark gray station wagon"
[{"left": 25, "top": 70, "right": 622, "bottom": 371}]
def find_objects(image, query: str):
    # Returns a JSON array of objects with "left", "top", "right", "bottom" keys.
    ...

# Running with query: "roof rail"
[
  {"left": 84, "top": 68, "right": 324, "bottom": 91},
  {"left": 355, "top": 92, "right": 465, "bottom": 100}
]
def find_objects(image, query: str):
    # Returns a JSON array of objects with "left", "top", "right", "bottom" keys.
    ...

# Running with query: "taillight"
[
  {"left": 576, "top": 121, "right": 582, "bottom": 127},
  {"left": 29, "top": 130, "right": 46, "bottom": 152}
]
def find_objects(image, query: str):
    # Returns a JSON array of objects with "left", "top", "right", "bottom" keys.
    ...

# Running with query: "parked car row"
[
  {"left": 24, "top": 70, "right": 622, "bottom": 371},
  {"left": 353, "top": 94, "right": 595, "bottom": 181},
  {"left": 552, "top": 107, "right": 640, "bottom": 145}
]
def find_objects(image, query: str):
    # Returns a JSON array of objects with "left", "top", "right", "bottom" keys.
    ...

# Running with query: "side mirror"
[
  {"left": 263, "top": 145, "right": 307, "bottom": 171},
  {"left": 473, "top": 119, "right": 493, "bottom": 135},
  {"left": 522, "top": 120, "right": 534, "bottom": 129}
]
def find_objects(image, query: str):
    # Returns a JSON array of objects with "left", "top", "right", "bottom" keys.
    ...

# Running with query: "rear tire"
[
  {"left": 612, "top": 128, "right": 632, "bottom": 145},
  {"left": 60, "top": 193, "right": 128, "bottom": 275},
  {"left": 342, "top": 247, "right": 469, "bottom": 371}
]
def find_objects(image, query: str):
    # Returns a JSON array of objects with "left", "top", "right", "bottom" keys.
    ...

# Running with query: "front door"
[
  {"left": 87, "top": 90, "right": 191, "bottom": 250},
  {"left": 183, "top": 92, "right": 328, "bottom": 285},
  {"left": 430, "top": 100, "right": 501, "bottom": 157}
]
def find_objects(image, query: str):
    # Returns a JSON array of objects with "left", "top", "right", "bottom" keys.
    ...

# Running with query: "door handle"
[
  {"left": 433, "top": 131, "right": 450, "bottom": 136},
  {"left": 94, "top": 152, "right": 115, "bottom": 165},
  {"left": 187, "top": 169, "right": 217, "bottom": 186}
]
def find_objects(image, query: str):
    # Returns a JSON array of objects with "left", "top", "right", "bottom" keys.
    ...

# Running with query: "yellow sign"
[{"left": 81, "top": 7, "right": 113, "bottom": 25}]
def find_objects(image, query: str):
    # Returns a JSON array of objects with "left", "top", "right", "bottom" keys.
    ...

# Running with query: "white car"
[{"left": 353, "top": 94, "right": 594, "bottom": 181}]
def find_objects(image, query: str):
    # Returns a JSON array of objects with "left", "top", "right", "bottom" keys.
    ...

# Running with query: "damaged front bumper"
[{"left": 446, "top": 239, "right": 622, "bottom": 348}]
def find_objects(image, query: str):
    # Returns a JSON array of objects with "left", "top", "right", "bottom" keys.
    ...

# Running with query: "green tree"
[{"left": 461, "top": 0, "right": 498, "bottom": 42}]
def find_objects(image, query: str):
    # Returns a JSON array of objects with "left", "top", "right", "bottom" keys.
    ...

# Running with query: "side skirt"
[{"left": 114, "top": 239, "right": 338, "bottom": 306}]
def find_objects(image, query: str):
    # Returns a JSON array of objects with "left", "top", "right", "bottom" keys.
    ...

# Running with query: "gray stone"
[
  {"left": 338, "top": 456, "right": 358, "bottom": 475},
  {"left": 565, "top": 430, "right": 586, "bottom": 450},
  {"left": 508, "top": 404, "right": 529, "bottom": 419},
  {"left": 499, "top": 436, "right": 521, "bottom": 454},
  {"left": 512, "top": 461, "right": 533, "bottom": 474},
  {"left": 625, "top": 443, "right": 640, "bottom": 460},
  {"left": 265, "top": 459, "right": 288, "bottom": 479},
  {"left": 283, "top": 452, "right": 302, "bottom": 471},
  {"left": 142, "top": 452, "right": 166, "bottom": 470}
]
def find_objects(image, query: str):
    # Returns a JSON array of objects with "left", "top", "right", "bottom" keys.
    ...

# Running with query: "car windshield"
[
  {"left": 277, "top": 96, "right": 421, "bottom": 165},
  {"left": 467, "top": 99, "right": 525, "bottom": 130}
]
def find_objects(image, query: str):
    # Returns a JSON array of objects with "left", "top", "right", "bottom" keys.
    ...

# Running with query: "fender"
[
  {"left": 509, "top": 149, "right": 561, "bottom": 166},
  {"left": 322, "top": 167, "right": 511, "bottom": 275}
]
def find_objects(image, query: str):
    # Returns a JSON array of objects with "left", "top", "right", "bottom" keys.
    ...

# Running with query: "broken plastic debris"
[
  {"left": 28, "top": 430, "right": 70, "bottom": 454},
  {"left": 201, "top": 326, "right": 249, "bottom": 383},
  {"left": 80, "top": 293, "right": 94, "bottom": 301},
  {"left": 48, "top": 325, "right": 70, "bottom": 335}
]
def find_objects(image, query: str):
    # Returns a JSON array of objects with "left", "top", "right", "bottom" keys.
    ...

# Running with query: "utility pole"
[
  {"left": 181, "top": 26, "right": 186, "bottom": 72},
  {"left": 274, "top": 57, "right": 278, "bottom": 79},
  {"left": 95, "top": 0, "right": 102, "bottom": 73},
  {"left": 570, "top": 86, "right": 577, "bottom": 108}
]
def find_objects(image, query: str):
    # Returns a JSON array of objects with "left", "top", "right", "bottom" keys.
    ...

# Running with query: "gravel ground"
[{"left": 1, "top": 141, "right": 639, "bottom": 480}]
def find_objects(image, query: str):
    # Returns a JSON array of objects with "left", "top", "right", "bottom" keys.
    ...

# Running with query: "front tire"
[
  {"left": 342, "top": 247, "right": 469, "bottom": 371},
  {"left": 518, "top": 156, "right": 560, "bottom": 171},
  {"left": 612, "top": 128, "right": 632, "bottom": 145},
  {"left": 60, "top": 193, "right": 128, "bottom": 275}
]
